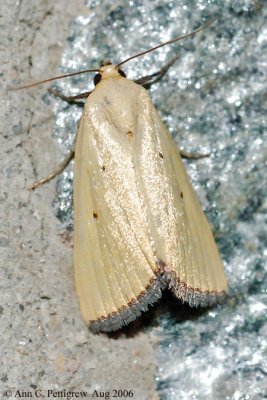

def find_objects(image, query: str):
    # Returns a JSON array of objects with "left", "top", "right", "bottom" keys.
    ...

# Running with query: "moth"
[{"left": 21, "top": 18, "right": 227, "bottom": 332}]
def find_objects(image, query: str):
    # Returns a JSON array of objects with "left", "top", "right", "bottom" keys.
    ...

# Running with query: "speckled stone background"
[{"left": 2, "top": 1, "right": 266, "bottom": 400}]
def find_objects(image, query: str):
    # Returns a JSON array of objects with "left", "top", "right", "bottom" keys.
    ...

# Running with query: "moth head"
[{"left": 94, "top": 60, "right": 126, "bottom": 86}]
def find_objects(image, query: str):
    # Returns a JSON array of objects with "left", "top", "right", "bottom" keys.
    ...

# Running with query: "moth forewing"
[
  {"left": 73, "top": 77, "right": 163, "bottom": 331},
  {"left": 133, "top": 87, "right": 227, "bottom": 303}
]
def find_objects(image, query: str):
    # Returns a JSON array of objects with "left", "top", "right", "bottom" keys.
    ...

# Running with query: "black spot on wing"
[
  {"left": 104, "top": 96, "right": 111, "bottom": 105},
  {"left": 126, "top": 131, "right": 134, "bottom": 139}
]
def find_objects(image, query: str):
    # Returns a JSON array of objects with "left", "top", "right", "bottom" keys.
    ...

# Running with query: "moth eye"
[
  {"left": 118, "top": 69, "right": 126, "bottom": 78},
  {"left": 94, "top": 74, "right": 102, "bottom": 86}
]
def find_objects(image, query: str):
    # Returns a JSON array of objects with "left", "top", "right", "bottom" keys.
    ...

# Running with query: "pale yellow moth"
[{"left": 22, "top": 19, "right": 227, "bottom": 332}]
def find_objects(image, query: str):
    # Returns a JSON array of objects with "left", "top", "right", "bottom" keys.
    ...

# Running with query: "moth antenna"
[
  {"left": 116, "top": 17, "right": 216, "bottom": 69},
  {"left": 10, "top": 68, "right": 100, "bottom": 90}
]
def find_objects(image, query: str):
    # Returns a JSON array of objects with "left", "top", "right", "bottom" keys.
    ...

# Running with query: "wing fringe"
[
  {"left": 88, "top": 261, "right": 227, "bottom": 333},
  {"left": 158, "top": 260, "right": 227, "bottom": 307},
  {"left": 89, "top": 276, "right": 164, "bottom": 333}
]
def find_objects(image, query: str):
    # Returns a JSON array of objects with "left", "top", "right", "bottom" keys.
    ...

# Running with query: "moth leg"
[
  {"left": 180, "top": 149, "right": 210, "bottom": 160},
  {"left": 29, "top": 149, "right": 75, "bottom": 191},
  {"left": 48, "top": 88, "right": 91, "bottom": 105},
  {"left": 135, "top": 55, "right": 179, "bottom": 88}
]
